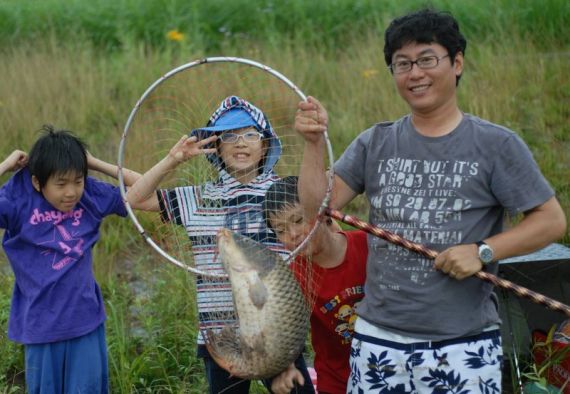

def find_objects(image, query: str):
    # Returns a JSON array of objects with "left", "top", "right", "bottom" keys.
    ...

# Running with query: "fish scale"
[{"left": 204, "top": 228, "right": 310, "bottom": 379}]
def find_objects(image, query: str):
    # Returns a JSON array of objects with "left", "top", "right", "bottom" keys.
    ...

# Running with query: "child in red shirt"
[{"left": 263, "top": 176, "right": 368, "bottom": 394}]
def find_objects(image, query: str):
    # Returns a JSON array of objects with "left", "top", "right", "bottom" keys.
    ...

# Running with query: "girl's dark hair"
[
  {"left": 384, "top": 8, "right": 467, "bottom": 85},
  {"left": 263, "top": 176, "right": 299, "bottom": 230},
  {"left": 28, "top": 125, "right": 88, "bottom": 189}
]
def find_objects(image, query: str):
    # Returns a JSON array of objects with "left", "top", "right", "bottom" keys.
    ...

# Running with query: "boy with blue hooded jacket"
[{"left": 128, "top": 96, "right": 314, "bottom": 393}]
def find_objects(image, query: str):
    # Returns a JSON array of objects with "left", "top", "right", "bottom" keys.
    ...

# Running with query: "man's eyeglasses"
[
  {"left": 219, "top": 131, "right": 263, "bottom": 144},
  {"left": 389, "top": 54, "right": 450, "bottom": 74}
]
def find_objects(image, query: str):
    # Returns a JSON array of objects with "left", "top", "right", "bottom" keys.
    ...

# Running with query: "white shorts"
[{"left": 347, "top": 318, "right": 503, "bottom": 393}]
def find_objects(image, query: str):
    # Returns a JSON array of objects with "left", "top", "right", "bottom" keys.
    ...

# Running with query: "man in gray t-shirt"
[{"left": 295, "top": 8, "right": 566, "bottom": 394}]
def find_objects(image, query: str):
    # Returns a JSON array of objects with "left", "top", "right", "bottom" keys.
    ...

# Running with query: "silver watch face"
[{"left": 479, "top": 244, "right": 494, "bottom": 264}]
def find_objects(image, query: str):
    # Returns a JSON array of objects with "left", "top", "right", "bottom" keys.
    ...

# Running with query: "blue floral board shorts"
[{"left": 347, "top": 324, "right": 502, "bottom": 394}]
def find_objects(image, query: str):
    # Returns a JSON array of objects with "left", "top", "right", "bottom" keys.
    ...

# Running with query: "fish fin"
[
  {"left": 203, "top": 327, "right": 240, "bottom": 376},
  {"left": 248, "top": 275, "right": 268, "bottom": 309}
]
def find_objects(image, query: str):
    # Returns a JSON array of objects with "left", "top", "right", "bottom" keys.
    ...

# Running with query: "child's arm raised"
[
  {"left": 127, "top": 134, "right": 217, "bottom": 211},
  {"left": 0, "top": 150, "right": 28, "bottom": 177},
  {"left": 87, "top": 151, "right": 141, "bottom": 186}
]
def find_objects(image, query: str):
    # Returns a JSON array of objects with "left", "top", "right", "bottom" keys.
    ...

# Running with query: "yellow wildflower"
[
  {"left": 361, "top": 69, "right": 379, "bottom": 79},
  {"left": 166, "top": 29, "right": 184, "bottom": 42}
]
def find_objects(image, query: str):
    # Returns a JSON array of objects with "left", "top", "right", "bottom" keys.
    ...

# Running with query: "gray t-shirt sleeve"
[
  {"left": 490, "top": 133, "right": 554, "bottom": 216},
  {"left": 334, "top": 127, "right": 373, "bottom": 195}
]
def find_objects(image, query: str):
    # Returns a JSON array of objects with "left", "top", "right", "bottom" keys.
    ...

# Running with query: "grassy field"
[
  {"left": 0, "top": 0, "right": 569, "bottom": 392},
  {"left": 1, "top": 0, "right": 568, "bottom": 50}
]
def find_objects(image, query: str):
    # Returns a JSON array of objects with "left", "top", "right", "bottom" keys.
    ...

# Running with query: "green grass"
[
  {"left": 0, "top": 1, "right": 569, "bottom": 391},
  {"left": 102, "top": 265, "right": 206, "bottom": 393},
  {"left": 0, "top": 274, "right": 24, "bottom": 391},
  {"left": 0, "top": 0, "right": 568, "bottom": 52}
]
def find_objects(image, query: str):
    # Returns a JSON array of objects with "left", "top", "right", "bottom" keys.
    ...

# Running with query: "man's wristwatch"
[{"left": 476, "top": 241, "right": 494, "bottom": 265}]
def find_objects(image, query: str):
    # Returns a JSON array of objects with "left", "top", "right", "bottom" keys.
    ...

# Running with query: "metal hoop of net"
[{"left": 117, "top": 56, "right": 334, "bottom": 283}]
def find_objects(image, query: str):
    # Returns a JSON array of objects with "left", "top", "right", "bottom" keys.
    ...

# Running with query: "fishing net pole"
[{"left": 325, "top": 207, "right": 570, "bottom": 317}]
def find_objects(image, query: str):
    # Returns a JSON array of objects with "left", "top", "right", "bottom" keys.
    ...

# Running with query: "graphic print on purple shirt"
[
  {"left": 28, "top": 206, "right": 85, "bottom": 226},
  {"left": 38, "top": 223, "right": 86, "bottom": 270}
]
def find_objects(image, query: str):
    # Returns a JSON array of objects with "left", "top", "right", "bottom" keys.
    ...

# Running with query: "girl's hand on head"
[
  {"left": 168, "top": 135, "right": 218, "bottom": 163},
  {"left": 3, "top": 150, "right": 28, "bottom": 172}
]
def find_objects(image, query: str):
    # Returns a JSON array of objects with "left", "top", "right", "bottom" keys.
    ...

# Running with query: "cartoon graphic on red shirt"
[{"left": 334, "top": 304, "right": 358, "bottom": 344}]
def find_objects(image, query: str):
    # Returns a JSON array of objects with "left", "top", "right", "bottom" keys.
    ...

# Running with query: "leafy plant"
[{"left": 523, "top": 325, "right": 570, "bottom": 393}]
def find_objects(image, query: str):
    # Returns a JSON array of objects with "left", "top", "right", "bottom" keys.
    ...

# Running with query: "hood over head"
[{"left": 190, "top": 96, "right": 282, "bottom": 174}]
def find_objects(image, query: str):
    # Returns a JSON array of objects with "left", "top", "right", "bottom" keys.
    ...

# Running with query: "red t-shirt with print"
[{"left": 294, "top": 230, "right": 368, "bottom": 394}]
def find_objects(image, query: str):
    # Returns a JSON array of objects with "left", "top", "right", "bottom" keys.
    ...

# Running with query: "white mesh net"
[{"left": 119, "top": 58, "right": 330, "bottom": 378}]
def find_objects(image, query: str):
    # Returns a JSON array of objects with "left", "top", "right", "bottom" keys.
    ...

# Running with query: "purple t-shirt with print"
[{"left": 0, "top": 168, "right": 127, "bottom": 344}]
